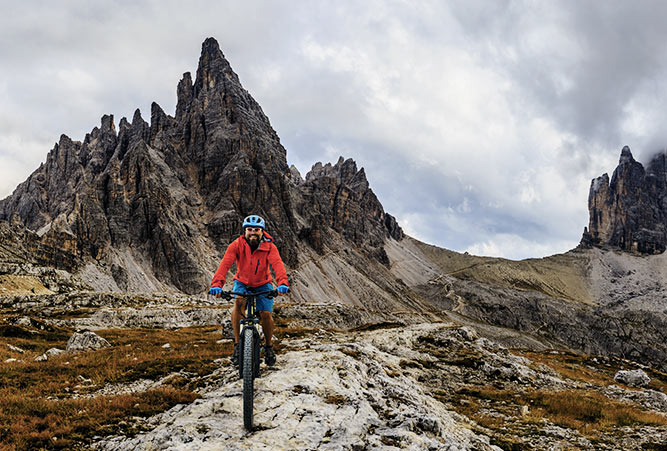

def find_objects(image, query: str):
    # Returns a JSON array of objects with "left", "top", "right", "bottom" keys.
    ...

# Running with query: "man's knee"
[
  {"left": 259, "top": 311, "right": 272, "bottom": 321},
  {"left": 234, "top": 297, "right": 246, "bottom": 311}
]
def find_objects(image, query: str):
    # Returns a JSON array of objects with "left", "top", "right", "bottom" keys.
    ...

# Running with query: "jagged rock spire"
[
  {"left": 619, "top": 145, "right": 634, "bottom": 164},
  {"left": 306, "top": 156, "right": 369, "bottom": 192},
  {"left": 582, "top": 146, "right": 667, "bottom": 253},
  {"left": 176, "top": 72, "right": 193, "bottom": 120},
  {"left": 193, "top": 37, "right": 238, "bottom": 98}
]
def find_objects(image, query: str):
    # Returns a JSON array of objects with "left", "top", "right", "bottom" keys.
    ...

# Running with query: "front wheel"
[{"left": 242, "top": 328, "right": 255, "bottom": 430}]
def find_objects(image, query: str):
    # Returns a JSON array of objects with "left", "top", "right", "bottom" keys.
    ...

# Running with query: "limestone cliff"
[{"left": 582, "top": 146, "right": 667, "bottom": 253}]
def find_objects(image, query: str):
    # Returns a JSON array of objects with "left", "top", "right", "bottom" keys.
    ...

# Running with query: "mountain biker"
[{"left": 209, "top": 215, "right": 289, "bottom": 367}]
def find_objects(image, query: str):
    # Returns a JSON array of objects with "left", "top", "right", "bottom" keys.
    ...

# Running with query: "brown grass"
[
  {"left": 516, "top": 350, "right": 667, "bottom": 393},
  {"left": 451, "top": 384, "right": 667, "bottom": 438},
  {"left": 516, "top": 350, "right": 613, "bottom": 386},
  {"left": 0, "top": 387, "right": 197, "bottom": 450},
  {"left": 527, "top": 389, "right": 667, "bottom": 434},
  {"left": 0, "top": 325, "right": 227, "bottom": 449}
]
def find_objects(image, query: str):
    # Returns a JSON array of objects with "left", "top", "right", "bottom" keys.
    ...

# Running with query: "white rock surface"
[
  {"left": 614, "top": 369, "right": 651, "bottom": 387},
  {"left": 16, "top": 316, "right": 32, "bottom": 327},
  {"left": 54, "top": 307, "right": 229, "bottom": 330},
  {"left": 95, "top": 324, "right": 500, "bottom": 450},
  {"left": 35, "top": 347, "right": 65, "bottom": 362},
  {"left": 66, "top": 331, "right": 111, "bottom": 352},
  {"left": 7, "top": 344, "right": 25, "bottom": 353}
]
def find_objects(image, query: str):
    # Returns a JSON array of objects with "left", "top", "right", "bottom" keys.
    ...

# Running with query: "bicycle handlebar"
[{"left": 215, "top": 289, "right": 278, "bottom": 300}]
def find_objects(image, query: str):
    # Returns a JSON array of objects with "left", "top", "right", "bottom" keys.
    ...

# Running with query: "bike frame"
[{"left": 220, "top": 289, "right": 277, "bottom": 330}]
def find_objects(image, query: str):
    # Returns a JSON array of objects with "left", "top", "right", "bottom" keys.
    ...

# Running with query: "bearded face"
[{"left": 244, "top": 227, "right": 263, "bottom": 245}]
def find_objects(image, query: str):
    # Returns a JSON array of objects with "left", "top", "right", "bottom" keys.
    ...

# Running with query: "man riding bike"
[{"left": 209, "top": 215, "right": 289, "bottom": 366}]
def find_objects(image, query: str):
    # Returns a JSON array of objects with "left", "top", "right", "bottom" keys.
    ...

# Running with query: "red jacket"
[{"left": 211, "top": 232, "right": 289, "bottom": 288}]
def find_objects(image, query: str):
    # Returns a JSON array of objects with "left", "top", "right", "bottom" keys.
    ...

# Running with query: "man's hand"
[
  {"left": 209, "top": 287, "right": 223, "bottom": 297},
  {"left": 277, "top": 284, "right": 289, "bottom": 295}
]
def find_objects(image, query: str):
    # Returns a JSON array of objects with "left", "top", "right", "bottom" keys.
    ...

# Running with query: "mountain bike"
[{"left": 219, "top": 288, "right": 278, "bottom": 430}]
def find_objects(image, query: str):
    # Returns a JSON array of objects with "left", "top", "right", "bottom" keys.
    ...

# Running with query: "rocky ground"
[
  {"left": 1, "top": 292, "right": 665, "bottom": 450},
  {"left": 96, "top": 324, "right": 500, "bottom": 450},
  {"left": 93, "top": 322, "right": 667, "bottom": 450}
]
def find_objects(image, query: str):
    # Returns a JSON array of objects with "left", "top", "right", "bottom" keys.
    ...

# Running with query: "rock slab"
[
  {"left": 66, "top": 331, "right": 111, "bottom": 352},
  {"left": 614, "top": 369, "right": 651, "bottom": 387}
]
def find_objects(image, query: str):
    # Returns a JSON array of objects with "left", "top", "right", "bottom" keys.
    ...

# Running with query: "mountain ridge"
[{"left": 0, "top": 37, "right": 404, "bottom": 305}]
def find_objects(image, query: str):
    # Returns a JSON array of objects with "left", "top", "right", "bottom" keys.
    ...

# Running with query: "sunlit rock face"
[{"left": 582, "top": 146, "right": 667, "bottom": 254}]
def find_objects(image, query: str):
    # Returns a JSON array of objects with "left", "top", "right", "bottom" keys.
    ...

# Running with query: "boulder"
[
  {"left": 7, "top": 344, "right": 25, "bottom": 353},
  {"left": 35, "top": 347, "right": 65, "bottom": 362},
  {"left": 66, "top": 331, "right": 111, "bottom": 352},
  {"left": 614, "top": 369, "right": 650, "bottom": 387},
  {"left": 16, "top": 317, "right": 32, "bottom": 327}
]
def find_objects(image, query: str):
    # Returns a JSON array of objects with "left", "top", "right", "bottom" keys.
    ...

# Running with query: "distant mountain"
[{"left": 582, "top": 145, "right": 667, "bottom": 253}]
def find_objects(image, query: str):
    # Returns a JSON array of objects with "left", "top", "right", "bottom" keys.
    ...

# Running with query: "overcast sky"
[{"left": 2, "top": 0, "right": 667, "bottom": 260}]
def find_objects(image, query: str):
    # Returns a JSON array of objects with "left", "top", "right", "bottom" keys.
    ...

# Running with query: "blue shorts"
[{"left": 232, "top": 280, "right": 274, "bottom": 313}]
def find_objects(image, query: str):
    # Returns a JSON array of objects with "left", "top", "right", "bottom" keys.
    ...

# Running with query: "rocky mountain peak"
[
  {"left": 646, "top": 151, "right": 667, "bottom": 180},
  {"left": 305, "top": 156, "right": 369, "bottom": 192},
  {"left": 194, "top": 37, "right": 238, "bottom": 92},
  {"left": 297, "top": 156, "right": 402, "bottom": 256},
  {"left": 132, "top": 108, "right": 145, "bottom": 124},
  {"left": 0, "top": 37, "right": 404, "bottom": 296},
  {"left": 582, "top": 146, "right": 667, "bottom": 253},
  {"left": 149, "top": 101, "right": 170, "bottom": 140},
  {"left": 176, "top": 72, "right": 193, "bottom": 120},
  {"left": 191, "top": 37, "right": 241, "bottom": 108},
  {"left": 100, "top": 114, "right": 116, "bottom": 136},
  {"left": 619, "top": 145, "right": 635, "bottom": 164}
]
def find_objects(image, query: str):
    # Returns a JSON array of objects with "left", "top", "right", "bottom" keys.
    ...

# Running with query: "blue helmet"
[{"left": 243, "top": 215, "right": 265, "bottom": 230}]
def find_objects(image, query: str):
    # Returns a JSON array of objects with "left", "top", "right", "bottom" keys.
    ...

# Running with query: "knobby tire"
[{"left": 242, "top": 328, "right": 255, "bottom": 430}]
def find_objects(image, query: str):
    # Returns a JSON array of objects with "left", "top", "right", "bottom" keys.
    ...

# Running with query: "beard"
[{"left": 247, "top": 235, "right": 260, "bottom": 243}]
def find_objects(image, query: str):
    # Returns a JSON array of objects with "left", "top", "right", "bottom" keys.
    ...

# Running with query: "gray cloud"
[
  {"left": 452, "top": 1, "right": 667, "bottom": 157},
  {"left": 2, "top": 1, "right": 666, "bottom": 259}
]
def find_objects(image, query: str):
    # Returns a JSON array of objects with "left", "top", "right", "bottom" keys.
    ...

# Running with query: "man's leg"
[
  {"left": 259, "top": 310, "right": 276, "bottom": 366},
  {"left": 256, "top": 284, "right": 276, "bottom": 366},
  {"left": 230, "top": 296, "right": 246, "bottom": 365},
  {"left": 231, "top": 296, "right": 247, "bottom": 344},
  {"left": 231, "top": 280, "right": 250, "bottom": 344},
  {"left": 259, "top": 311, "right": 274, "bottom": 346},
  {"left": 255, "top": 283, "right": 275, "bottom": 347}
]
